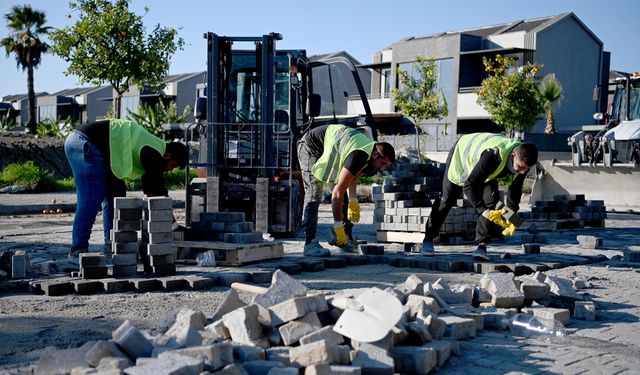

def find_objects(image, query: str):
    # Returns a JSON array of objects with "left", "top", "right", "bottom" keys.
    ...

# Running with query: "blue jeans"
[{"left": 64, "top": 130, "right": 121, "bottom": 251}]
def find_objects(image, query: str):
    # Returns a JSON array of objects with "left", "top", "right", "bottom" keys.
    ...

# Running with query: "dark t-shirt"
[
  {"left": 463, "top": 148, "right": 526, "bottom": 213},
  {"left": 76, "top": 121, "right": 168, "bottom": 197},
  {"left": 304, "top": 125, "right": 369, "bottom": 175}
]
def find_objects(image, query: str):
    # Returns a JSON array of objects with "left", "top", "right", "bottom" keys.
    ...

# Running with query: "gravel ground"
[{"left": 1, "top": 204, "right": 640, "bottom": 374}]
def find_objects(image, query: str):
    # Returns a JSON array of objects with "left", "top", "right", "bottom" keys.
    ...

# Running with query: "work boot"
[
  {"left": 303, "top": 240, "right": 331, "bottom": 257},
  {"left": 420, "top": 240, "right": 435, "bottom": 256},
  {"left": 68, "top": 247, "right": 88, "bottom": 264},
  {"left": 472, "top": 245, "right": 489, "bottom": 261}
]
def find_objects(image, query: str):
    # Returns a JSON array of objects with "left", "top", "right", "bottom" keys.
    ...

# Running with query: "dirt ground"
[
  {"left": 1, "top": 205, "right": 640, "bottom": 374},
  {"left": 0, "top": 134, "right": 70, "bottom": 179}
]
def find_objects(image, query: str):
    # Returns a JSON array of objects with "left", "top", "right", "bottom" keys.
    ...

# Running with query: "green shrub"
[
  {"left": 54, "top": 177, "right": 76, "bottom": 191},
  {"left": 0, "top": 161, "right": 57, "bottom": 192}
]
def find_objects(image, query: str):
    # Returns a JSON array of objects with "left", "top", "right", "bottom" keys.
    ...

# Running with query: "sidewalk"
[{"left": 0, "top": 190, "right": 186, "bottom": 215}]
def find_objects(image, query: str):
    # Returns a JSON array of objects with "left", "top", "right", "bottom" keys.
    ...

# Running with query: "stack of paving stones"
[
  {"left": 521, "top": 194, "right": 607, "bottom": 229},
  {"left": 112, "top": 197, "right": 143, "bottom": 278},
  {"left": 141, "top": 197, "right": 177, "bottom": 277},
  {"left": 191, "top": 211, "right": 264, "bottom": 244},
  {"left": 36, "top": 269, "right": 597, "bottom": 375},
  {"left": 79, "top": 253, "right": 108, "bottom": 279},
  {"left": 373, "top": 161, "right": 479, "bottom": 244}
]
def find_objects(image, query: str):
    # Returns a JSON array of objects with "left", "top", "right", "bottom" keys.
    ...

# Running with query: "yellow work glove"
[
  {"left": 502, "top": 221, "right": 517, "bottom": 236},
  {"left": 482, "top": 209, "right": 510, "bottom": 229},
  {"left": 347, "top": 201, "right": 361, "bottom": 223},
  {"left": 332, "top": 222, "right": 348, "bottom": 246}
]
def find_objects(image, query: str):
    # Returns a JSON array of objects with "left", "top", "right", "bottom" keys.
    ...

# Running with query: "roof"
[
  {"left": 386, "top": 12, "right": 601, "bottom": 49},
  {"left": 2, "top": 92, "right": 48, "bottom": 102},
  {"left": 309, "top": 51, "right": 362, "bottom": 65},
  {"left": 51, "top": 86, "right": 108, "bottom": 97},
  {"left": 163, "top": 71, "right": 205, "bottom": 84}
]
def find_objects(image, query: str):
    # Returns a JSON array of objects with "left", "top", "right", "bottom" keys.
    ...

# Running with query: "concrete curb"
[{"left": 0, "top": 200, "right": 185, "bottom": 216}]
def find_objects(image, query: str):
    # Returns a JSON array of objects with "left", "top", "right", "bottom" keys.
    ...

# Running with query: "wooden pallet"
[{"left": 173, "top": 240, "right": 284, "bottom": 266}]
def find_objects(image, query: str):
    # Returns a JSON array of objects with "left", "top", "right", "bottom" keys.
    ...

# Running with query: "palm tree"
[
  {"left": 539, "top": 74, "right": 563, "bottom": 134},
  {"left": 1, "top": 5, "right": 51, "bottom": 134}
]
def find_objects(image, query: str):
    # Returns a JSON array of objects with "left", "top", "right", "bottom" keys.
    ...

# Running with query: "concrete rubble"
[{"left": 35, "top": 268, "right": 598, "bottom": 375}]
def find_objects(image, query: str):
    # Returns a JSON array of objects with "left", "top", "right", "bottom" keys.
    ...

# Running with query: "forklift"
[{"left": 186, "top": 33, "right": 376, "bottom": 236}]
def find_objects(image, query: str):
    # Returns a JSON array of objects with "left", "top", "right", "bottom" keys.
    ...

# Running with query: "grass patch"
[
  {"left": 125, "top": 168, "right": 196, "bottom": 190},
  {"left": 0, "top": 161, "right": 58, "bottom": 192}
]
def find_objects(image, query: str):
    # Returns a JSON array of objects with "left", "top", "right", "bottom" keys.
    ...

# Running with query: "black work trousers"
[{"left": 423, "top": 144, "right": 501, "bottom": 244}]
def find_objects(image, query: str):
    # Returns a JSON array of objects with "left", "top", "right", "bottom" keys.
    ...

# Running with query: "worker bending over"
[
  {"left": 420, "top": 133, "right": 538, "bottom": 259},
  {"left": 298, "top": 124, "right": 395, "bottom": 256},
  {"left": 64, "top": 119, "right": 188, "bottom": 262}
]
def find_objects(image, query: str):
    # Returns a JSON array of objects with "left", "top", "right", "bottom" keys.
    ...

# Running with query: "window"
[
  {"left": 397, "top": 58, "right": 453, "bottom": 109},
  {"left": 380, "top": 68, "right": 391, "bottom": 98},
  {"left": 120, "top": 96, "right": 139, "bottom": 118},
  {"left": 38, "top": 105, "right": 56, "bottom": 122}
]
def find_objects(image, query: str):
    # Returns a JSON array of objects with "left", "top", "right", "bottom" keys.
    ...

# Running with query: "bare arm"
[
  {"left": 348, "top": 172, "right": 362, "bottom": 201},
  {"left": 331, "top": 168, "right": 358, "bottom": 222}
]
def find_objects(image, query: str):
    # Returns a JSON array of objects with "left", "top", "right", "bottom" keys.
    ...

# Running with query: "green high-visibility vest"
[
  {"left": 311, "top": 124, "right": 375, "bottom": 183},
  {"left": 447, "top": 133, "right": 521, "bottom": 186},
  {"left": 109, "top": 119, "right": 166, "bottom": 179}
]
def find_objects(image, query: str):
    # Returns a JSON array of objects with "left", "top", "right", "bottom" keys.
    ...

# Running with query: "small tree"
[
  {"left": 391, "top": 55, "right": 448, "bottom": 161},
  {"left": 50, "top": 0, "right": 184, "bottom": 118},
  {"left": 1, "top": 5, "right": 51, "bottom": 134},
  {"left": 539, "top": 73, "right": 563, "bottom": 134},
  {"left": 476, "top": 55, "right": 545, "bottom": 135}
]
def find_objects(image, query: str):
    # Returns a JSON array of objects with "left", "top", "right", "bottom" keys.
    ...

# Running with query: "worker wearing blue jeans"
[{"left": 64, "top": 120, "right": 188, "bottom": 262}]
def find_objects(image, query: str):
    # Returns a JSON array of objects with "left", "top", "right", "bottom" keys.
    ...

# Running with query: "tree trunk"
[
  {"left": 26, "top": 64, "right": 37, "bottom": 134},
  {"left": 414, "top": 120, "right": 421, "bottom": 164},
  {"left": 114, "top": 93, "right": 122, "bottom": 119},
  {"left": 544, "top": 110, "right": 556, "bottom": 134}
]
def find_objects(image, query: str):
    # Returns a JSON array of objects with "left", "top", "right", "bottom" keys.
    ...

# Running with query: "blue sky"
[{"left": 1, "top": 0, "right": 638, "bottom": 98}]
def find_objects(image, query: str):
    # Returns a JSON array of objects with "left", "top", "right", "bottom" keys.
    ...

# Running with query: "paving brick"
[
  {"left": 480, "top": 272, "right": 524, "bottom": 308},
  {"left": 254, "top": 270, "right": 308, "bottom": 308},
  {"left": 624, "top": 250, "right": 640, "bottom": 262},
  {"left": 114, "top": 219, "right": 140, "bottom": 231},
  {"left": 269, "top": 294, "right": 328, "bottom": 326},
  {"left": 160, "top": 277, "right": 188, "bottom": 291},
  {"left": 360, "top": 245, "right": 384, "bottom": 255},
  {"left": 148, "top": 232, "right": 173, "bottom": 244},
  {"left": 11, "top": 250, "right": 28, "bottom": 279},
  {"left": 225, "top": 222, "right": 254, "bottom": 233},
  {"left": 215, "top": 364, "right": 252, "bottom": 375},
  {"left": 41, "top": 280, "right": 75, "bottom": 296},
  {"left": 35, "top": 341, "right": 95, "bottom": 375},
  {"left": 289, "top": 339, "right": 336, "bottom": 368},
  {"left": 81, "top": 265, "right": 109, "bottom": 279},
  {"left": 224, "top": 231, "right": 264, "bottom": 243},
  {"left": 576, "top": 235, "right": 603, "bottom": 249},
  {"left": 146, "top": 243, "right": 174, "bottom": 256},
  {"left": 216, "top": 272, "right": 250, "bottom": 287},
  {"left": 145, "top": 196, "right": 173, "bottom": 210},
  {"left": 210, "top": 291, "right": 246, "bottom": 325},
  {"left": 223, "top": 304, "right": 269, "bottom": 348},
  {"left": 522, "top": 243, "right": 541, "bottom": 254},
  {"left": 111, "top": 242, "right": 139, "bottom": 254},
  {"left": 143, "top": 220, "right": 173, "bottom": 233},
  {"left": 200, "top": 211, "right": 245, "bottom": 223},
  {"left": 421, "top": 340, "right": 451, "bottom": 367},
  {"left": 111, "top": 230, "right": 138, "bottom": 243},
  {"left": 395, "top": 274, "right": 424, "bottom": 296},
  {"left": 279, "top": 312, "right": 322, "bottom": 345},
  {"left": 267, "top": 367, "right": 300, "bottom": 375},
  {"left": 146, "top": 208, "right": 173, "bottom": 222},
  {"left": 405, "top": 321, "right": 433, "bottom": 343},
  {"left": 72, "top": 279, "right": 104, "bottom": 294},
  {"left": 112, "top": 320, "right": 153, "bottom": 359},
  {"left": 204, "top": 320, "right": 231, "bottom": 342},
  {"left": 114, "top": 197, "right": 143, "bottom": 209},
  {"left": 79, "top": 253, "right": 106, "bottom": 267},
  {"left": 115, "top": 208, "right": 143, "bottom": 220},
  {"left": 126, "top": 352, "right": 203, "bottom": 375},
  {"left": 391, "top": 345, "right": 437, "bottom": 374},
  {"left": 112, "top": 253, "right": 137, "bottom": 266},
  {"left": 440, "top": 315, "right": 476, "bottom": 339},
  {"left": 131, "top": 278, "right": 162, "bottom": 292},
  {"left": 174, "top": 342, "right": 234, "bottom": 370},
  {"left": 183, "top": 275, "right": 214, "bottom": 290},
  {"left": 248, "top": 270, "right": 274, "bottom": 284},
  {"left": 242, "top": 360, "right": 284, "bottom": 375},
  {"left": 545, "top": 275, "right": 582, "bottom": 300},
  {"left": 144, "top": 263, "right": 176, "bottom": 277},
  {"left": 232, "top": 343, "right": 265, "bottom": 362},
  {"left": 478, "top": 307, "right": 517, "bottom": 330},
  {"left": 85, "top": 340, "right": 128, "bottom": 367},
  {"left": 266, "top": 346, "right": 291, "bottom": 366},
  {"left": 112, "top": 265, "right": 138, "bottom": 278},
  {"left": 520, "top": 278, "right": 551, "bottom": 301},
  {"left": 96, "top": 356, "right": 132, "bottom": 370},
  {"left": 97, "top": 278, "right": 131, "bottom": 293},
  {"left": 572, "top": 301, "right": 596, "bottom": 321},
  {"left": 523, "top": 307, "right": 571, "bottom": 325},
  {"left": 351, "top": 343, "right": 394, "bottom": 375},
  {"left": 299, "top": 325, "right": 345, "bottom": 346}
]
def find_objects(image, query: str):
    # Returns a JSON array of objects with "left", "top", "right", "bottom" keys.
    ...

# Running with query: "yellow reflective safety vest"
[
  {"left": 447, "top": 133, "right": 521, "bottom": 186},
  {"left": 109, "top": 119, "right": 166, "bottom": 179},
  {"left": 311, "top": 124, "right": 375, "bottom": 183}
]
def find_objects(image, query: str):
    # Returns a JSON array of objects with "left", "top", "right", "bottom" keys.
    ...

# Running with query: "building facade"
[{"left": 357, "top": 13, "right": 610, "bottom": 151}]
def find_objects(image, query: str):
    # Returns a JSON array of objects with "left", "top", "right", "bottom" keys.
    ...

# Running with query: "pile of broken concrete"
[{"left": 36, "top": 269, "right": 594, "bottom": 375}]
